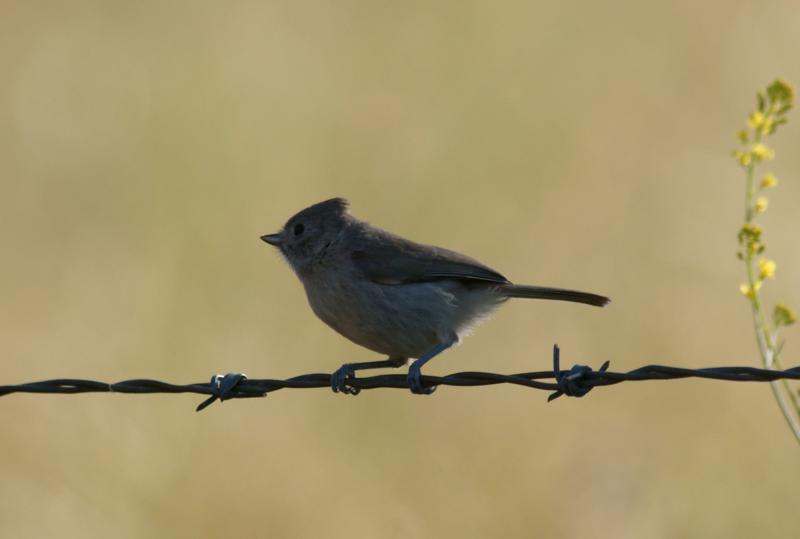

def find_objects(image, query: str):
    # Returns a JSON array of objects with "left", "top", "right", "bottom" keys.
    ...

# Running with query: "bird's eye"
[{"left": 293, "top": 223, "right": 305, "bottom": 236}]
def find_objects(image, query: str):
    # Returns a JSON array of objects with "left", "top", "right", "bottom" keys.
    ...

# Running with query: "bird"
[{"left": 260, "top": 198, "right": 609, "bottom": 395}]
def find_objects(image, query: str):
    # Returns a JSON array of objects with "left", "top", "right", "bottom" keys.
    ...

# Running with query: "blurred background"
[{"left": 2, "top": 1, "right": 800, "bottom": 537}]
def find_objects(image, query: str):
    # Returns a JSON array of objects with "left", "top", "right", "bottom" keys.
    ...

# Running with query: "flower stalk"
[{"left": 734, "top": 79, "right": 800, "bottom": 442}]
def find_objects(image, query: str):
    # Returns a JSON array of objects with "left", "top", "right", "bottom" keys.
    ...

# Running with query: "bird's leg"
[
  {"left": 331, "top": 356, "right": 407, "bottom": 395},
  {"left": 407, "top": 340, "right": 455, "bottom": 395}
]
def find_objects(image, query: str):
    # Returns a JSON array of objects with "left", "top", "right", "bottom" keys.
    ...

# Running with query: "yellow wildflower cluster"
[
  {"left": 733, "top": 80, "right": 797, "bottom": 441},
  {"left": 734, "top": 79, "right": 796, "bottom": 333},
  {"left": 733, "top": 79, "right": 793, "bottom": 168}
]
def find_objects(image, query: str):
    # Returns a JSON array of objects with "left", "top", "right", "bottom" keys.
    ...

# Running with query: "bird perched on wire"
[{"left": 261, "top": 198, "right": 609, "bottom": 395}]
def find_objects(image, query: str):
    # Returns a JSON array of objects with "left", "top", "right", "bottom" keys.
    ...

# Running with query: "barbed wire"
[{"left": 1, "top": 345, "right": 799, "bottom": 412}]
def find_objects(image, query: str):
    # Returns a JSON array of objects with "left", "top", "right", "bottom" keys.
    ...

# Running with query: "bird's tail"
[{"left": 500, "top": 284, "right": 610, "bottom": 307}]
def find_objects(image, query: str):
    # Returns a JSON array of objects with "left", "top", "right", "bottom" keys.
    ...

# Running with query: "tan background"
[{"left": 2, "top": 1, "right": 799, "bottom": 537}]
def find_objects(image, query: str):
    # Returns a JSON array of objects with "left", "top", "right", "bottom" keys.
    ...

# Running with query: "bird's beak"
[{"left": 260, "top": 232, "right": 283, "bottom": 247}]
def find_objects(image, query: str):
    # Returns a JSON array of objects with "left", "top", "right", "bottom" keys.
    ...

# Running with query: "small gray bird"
[{"left": 261, "top": 198, "right": 609, "bottom": 395}]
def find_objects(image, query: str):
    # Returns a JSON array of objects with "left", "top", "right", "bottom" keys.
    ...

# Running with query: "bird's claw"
[
  {"left": 407, "top": 363, "right": 436, "bottom": 395},
  {"left": 331, "top": 364, "right": 360, "bottom": 395}
]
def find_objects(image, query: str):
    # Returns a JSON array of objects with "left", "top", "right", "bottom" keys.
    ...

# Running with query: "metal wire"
[{"left": 1, "top": 345, "right": 799, "bottom": 411}]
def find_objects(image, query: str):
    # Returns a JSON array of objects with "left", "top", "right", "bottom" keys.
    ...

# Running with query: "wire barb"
[
  {"left": 196, "top": 372, "right": 256, "bottom": 412},
  {"left": 548, "top": 344, "right": 611, "bottom": 402},
  {"left": 1, "top": 345, "right": 799, "bottom": 412}
]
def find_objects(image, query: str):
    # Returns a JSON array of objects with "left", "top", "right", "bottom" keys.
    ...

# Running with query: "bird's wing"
[{"left": 350, "top": 229, "right": 509, "bottom": 285}]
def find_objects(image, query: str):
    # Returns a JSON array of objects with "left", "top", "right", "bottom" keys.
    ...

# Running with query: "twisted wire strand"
[{"left": 1, "top": 346, "right": 799, "bottom": 411}]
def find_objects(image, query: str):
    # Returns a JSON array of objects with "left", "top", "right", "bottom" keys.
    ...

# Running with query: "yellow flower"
[
  {"left": 751, "top": 143, "right": 775, "bottom": 161},
  {"left": 760, "top": 173, "right": 779, "bottom": 189},
  {"left": 737, "top": 130, "right": 749, "bottom": 143},
  {"left": 735, "top": 150, "right": 752, "bottom": 167},
  {"left": 755, "top": 197, "right": 768, "bottom": 213},
  {"left": 761, "top": 116, "right": 775, "bottom": 134},
  {"left": 758, "top": 258, "right": 776, "bottom": 279},
  {"left": 747, "top": 111, "right": 766, "bottom": 129},
  {"left": 739, "top": 281, "right": 762, "bottom": 299},
  {"left": 739, "top": 283, "right": 749, "bottom": 297}
]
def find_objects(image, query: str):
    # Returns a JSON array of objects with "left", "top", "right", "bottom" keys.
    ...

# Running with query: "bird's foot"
[
  {"left": 407, "top": 362, "right": 436, "bottom": 395},
  {"left": 331, "top": 364, "right": 360, "bottom": 395}
]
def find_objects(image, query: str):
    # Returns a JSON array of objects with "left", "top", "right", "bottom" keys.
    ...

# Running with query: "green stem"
[{"left": 742, "top": 130, "right": 800, "bottom": 443}]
